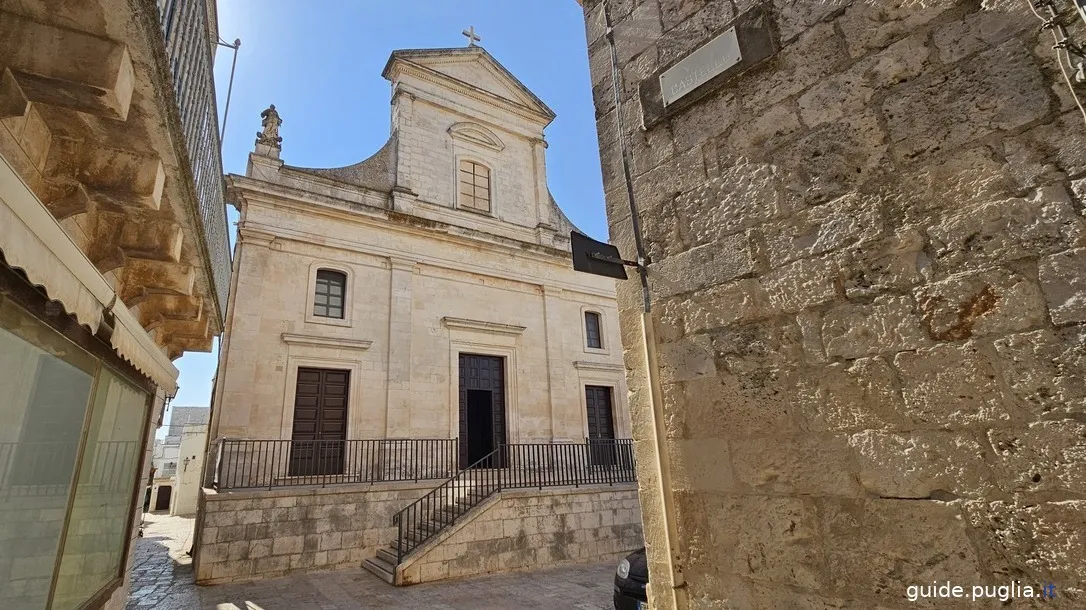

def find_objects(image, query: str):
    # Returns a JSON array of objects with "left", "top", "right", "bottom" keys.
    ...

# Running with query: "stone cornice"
[
  {"left": 281, "top": 333, "right": 373, "bottom": 351},
  {"left": 442, "top": 317, "right": 526, "bottom": 336},
  {"left": 388, "top": 61, "right": 553, "bottom": 127},
  {"left": 573, "top": 361, "right": 625, "bottom": 372}
]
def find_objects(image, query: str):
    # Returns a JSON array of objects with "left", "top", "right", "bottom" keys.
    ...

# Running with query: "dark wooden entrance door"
[
  {"left": 458, "top": 354, "right": 505, "bottom": 469},
  {"left": 290, "top": 368, "right": 350, "bottom": 476},
  {"left": 154, "top": 485, "right": 172, "bottom": 511},
  {"left": 585, "top": 385, "right": 617, "bottom": 466}
]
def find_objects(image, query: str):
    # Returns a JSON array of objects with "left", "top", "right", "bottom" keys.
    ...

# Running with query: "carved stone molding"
[
  {"left": 442, "top": 316, "right": 526, "bottom": 336},
  {"left": 573, "top": 360, "right": 625, "bottom": 372},
  {"left": 281, "top": 333, "right": 373, "bottom": 351}
]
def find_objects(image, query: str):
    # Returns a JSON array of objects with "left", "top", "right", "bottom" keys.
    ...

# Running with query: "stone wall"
[
  {"left": 581, "top": 0, "right": 1086, "bottom": 608},
  {"left": 399, "top": 484, "right": 643, "bottom": 584},
  {"left": 194, "top": 482, "right": 432, "bottom": 584}
]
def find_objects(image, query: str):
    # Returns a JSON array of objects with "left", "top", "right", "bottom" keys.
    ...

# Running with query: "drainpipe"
[{"left": 602, "top": 3, "right": 688, "bottom": 608}]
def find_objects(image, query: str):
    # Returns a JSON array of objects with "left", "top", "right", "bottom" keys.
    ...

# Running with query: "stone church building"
[
  {"left": 195, "top": 42, "right": 643, "bottom": 586},
  {"left": 210, "top": 45, "right": 630, "bottom": 452}
]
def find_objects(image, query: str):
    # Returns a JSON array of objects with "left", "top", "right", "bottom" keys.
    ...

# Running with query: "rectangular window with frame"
[
  {"left": 585, "top": 311, "right": 603, "bottom": 349},
  {"left": 458, "top": 160, "right": 491, "bottom": 212},
  {"left": 313, "top": 270, "right": 346, "bottom": 319}
]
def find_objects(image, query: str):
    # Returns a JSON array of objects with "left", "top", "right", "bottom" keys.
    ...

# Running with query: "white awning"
[{"left": 0, "top": 155, "right": 179, "bottom": 394}]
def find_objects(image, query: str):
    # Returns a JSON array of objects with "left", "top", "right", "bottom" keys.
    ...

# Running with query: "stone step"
[
  {"left": 361, "top": 556, "right": 395, "bottom": 585},
  {"left": 376, "top": 547, "right": 399, "bottom": 565}
]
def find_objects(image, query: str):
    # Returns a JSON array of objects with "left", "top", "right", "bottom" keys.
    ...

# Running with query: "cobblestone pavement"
[
  {"left": 127, "top": 513, "right": 617, "bottom": 609},
  {"left": 200, "top": 562, "right": 616, "bottom": 609},
  {"left": 126, "top": 512, "right": 199, "bottom": 609}
]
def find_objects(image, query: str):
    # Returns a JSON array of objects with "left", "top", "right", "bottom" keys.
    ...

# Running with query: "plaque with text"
[{"left": 659, "top": 28, "right": 742, "bottom": 107}]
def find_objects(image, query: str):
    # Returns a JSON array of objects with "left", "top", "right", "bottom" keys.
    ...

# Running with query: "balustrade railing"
[
  {"left": 391, "top": 439, "right": 635, "bottom": 562},
  {"left": 214, "top": 438, "right": 458, "bottom": 490}
]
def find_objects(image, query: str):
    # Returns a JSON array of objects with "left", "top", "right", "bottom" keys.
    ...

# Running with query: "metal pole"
[{"left": 217, "top": 38, "right": 241, "bottom": 146}]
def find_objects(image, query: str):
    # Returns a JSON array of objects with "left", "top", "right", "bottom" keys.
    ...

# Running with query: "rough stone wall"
[
  {"left": 194, "top": 482, "right": 432, "bottom": 584},
  {"left": 582, "top": 0, "right": 1086, "bottom": 607},
  {"left": 399, "top": 484, "right": 642, "bottom": 584}
]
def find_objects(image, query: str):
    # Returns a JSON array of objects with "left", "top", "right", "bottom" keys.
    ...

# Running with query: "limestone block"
[
  {"left": 849, "top": 430, "right": 997, "bottom": 499},
  {"left": 763, "top": 192, "right": 885, "bottom": 269},
  {"left": 272, "top": 535, "right": 304, "bottom": 556},
  {"left": 655, "top": 333, "right": 716, "bottom": 387},
  {"left": 769, "top": 0, "right": 851, "bottom": 44},
  {"left": 928, "top": 187, "right": 1086, "bottom": 275},
  {"left": 779, "top": 112, "right": 892, "bottom": 207},
  {"left": 677, "top": 279, "right": 775, "bottom": 334},
  {"left": 822, "top": 295, "right": 930, "bottom": 359},
  {"left": 890, "top": 146, "right": 1020, "bottom": 225},
  {"left": 733, "top": 22, "right": 846, "bottom": 114},
  {"left": 963, "top": 499, "right": 1086, "bottom": 602},
  {"left": 862, "top": 32, "right": 933, "bottom": 88},
  {"left": 988, "top": 421, "right": 1086, "bottom": 495},
  {"left": 821, "top": 498, "right": 982, "bottom": 607},
  {"left": 660, "top": 1, "right": 736, "bottom": 58},
  {"left": 883, "top": 40, "right": 1048, "bottom": 162},
  {"left": 675, "top": 370, "right": 800, "bottom": 440},
  {"left": 612, "top": 0, "right": 662, "bottom": 64},
  {"left": 992, "top": 327, "right": 1086, "bottom": 417},
  {"left": 729, "top": 433, "right": 862, "bottom": 496},
  {"left": 725, "top": 102, "right": 803, "bottom": 154},
  {"left": 1040, "top": 248, "right": 1086, "bottom": 325},
  {"left": 797, "top": 65, "right": 874, "bottom": 128},
  {"left": 667, "top": 439, "right": 734, "bottom": 493},
  {"left": 794, "top": 357, "right": 910, "bottom": 432},
  {"left": 674, "top": 159, "right": 782, "bottom": 246},
  {"left": 894, "top": 343, "right": 1013, "bottom": 427},
  {"left": 706, "top": 494, "right": 826, "bottom": 589},
  {"left": 252, "top": 555, "right": 290, "bottom": 575},
  {"left": 915, "top": 268, "right": 1046, "bottom": 341},
  {"left": 931, "top": 6, "right": 1032, "bottom": 64},
  {"left": 1004, "top": 111, "right": 1086, "bottom": 182},
  {"left": 837, "top": 0, "right": 963, "bottom": 58},
  {"left": 670, "top": 90, "right": 737, "bottom": 153},
  {"left": 795, "top": 310, "right": 827, "bottom": 363},
  {"left": 249, "top": 540, "right": 272, "bottom": 559},
  {"left": 762, "top": 255, "right": 840, "bottom": 313},
  {"left": 841, "top": 228, "right": 930, "bottom": 300},
  {"left": 648, "top": 233, "right": 756, "bottom": 298}
]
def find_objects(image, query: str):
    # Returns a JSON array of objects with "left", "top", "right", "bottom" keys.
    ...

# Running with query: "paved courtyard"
[{"left": 127, "top": 513, "right": 616, "bottom": 609}]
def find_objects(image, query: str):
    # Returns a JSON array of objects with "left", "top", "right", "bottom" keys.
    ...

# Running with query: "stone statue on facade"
[{"left": 254, "top": 104, "right": 282, "bottom": 157}]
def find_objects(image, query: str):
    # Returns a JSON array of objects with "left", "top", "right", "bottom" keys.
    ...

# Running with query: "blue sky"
[{"left": 164, "top": 0, "right": 605, "bottom": 432}]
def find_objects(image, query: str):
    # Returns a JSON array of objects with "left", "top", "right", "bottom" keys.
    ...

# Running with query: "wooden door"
[
  {"left": 458, "top": 354, "right": 506, "bottom": 469},
  {"left": 289, "top": 368, "right": 349, "bottom": 476},
  {"left": 585, "top": 385, "right": 616, "bottom": 466}
]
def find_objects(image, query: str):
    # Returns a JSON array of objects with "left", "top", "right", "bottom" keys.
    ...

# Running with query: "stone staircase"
[{"left": 361, "top": 476, "right": 495, "bottom": 584}]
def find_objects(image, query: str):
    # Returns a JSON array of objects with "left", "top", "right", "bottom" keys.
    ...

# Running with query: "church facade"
[{"left": 209, "top": 45, "right": 629, "bottom": 464}]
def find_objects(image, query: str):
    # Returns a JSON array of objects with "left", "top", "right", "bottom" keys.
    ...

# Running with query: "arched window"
[
  {"left": 585, "top": 311, "right": 603, "bottom": 349},
  {"left": 458, "top": 160, "right": 491, "bottom": 212},
  {"left": 313, "top": 269, "right": 346, "bottom": 319}
]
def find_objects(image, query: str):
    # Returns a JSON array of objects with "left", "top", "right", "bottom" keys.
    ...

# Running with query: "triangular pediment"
[{"left": 382, "top": 47, "right": 555, "bottom": 122}]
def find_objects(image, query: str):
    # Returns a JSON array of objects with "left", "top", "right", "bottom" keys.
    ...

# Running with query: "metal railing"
[
  {"left": 0, "top": 440, "right": 141, "bottom": 498},
  {"left": 392, "top": 439, "right": 635, "bottom": 563},
  {"left": 157, "top": 464, "right": 178, "bottom": 478},
  {"left": 158, "top": 0, "right": 231, "bottom": 316},
  {"left": 214, "top": 438, "right": 458, "bottom": 490}
]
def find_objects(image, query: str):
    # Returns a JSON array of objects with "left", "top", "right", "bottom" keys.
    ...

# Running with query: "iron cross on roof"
[{"left": 462, "top": 26, "right": 481, "bottom": 46}]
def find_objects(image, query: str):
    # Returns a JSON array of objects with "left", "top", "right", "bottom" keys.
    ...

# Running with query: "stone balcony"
[{"left": 0, "top": 0, "right": 230, "bottom": 359}]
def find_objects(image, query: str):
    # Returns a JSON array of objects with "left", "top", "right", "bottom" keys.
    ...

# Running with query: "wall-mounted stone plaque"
[
  {"left": 639, "top": 5, "right": 777, "bottom": 130},
  {"left": 660, "top": 28, "right": 742, "bottom": 107}
]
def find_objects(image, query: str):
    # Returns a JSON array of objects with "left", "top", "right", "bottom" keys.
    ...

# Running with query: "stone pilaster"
[{"left": 384, "top": 257, "right": 416, "bottom": 437}]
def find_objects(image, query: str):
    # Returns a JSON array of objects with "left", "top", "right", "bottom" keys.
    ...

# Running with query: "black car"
[{"left": 613, "top": 547, "right": 648, "bottom": 609}]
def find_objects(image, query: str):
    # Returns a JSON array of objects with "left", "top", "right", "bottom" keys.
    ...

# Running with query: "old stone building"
[
  {"left": 578, "top": 0, "right": 1086, "bottom": 608},
  {"left": 195, "top": 41, "right": 643, "bottom": 586},
  {"left": 0, "top": 0, "right": 229, "bottom": 608}
]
